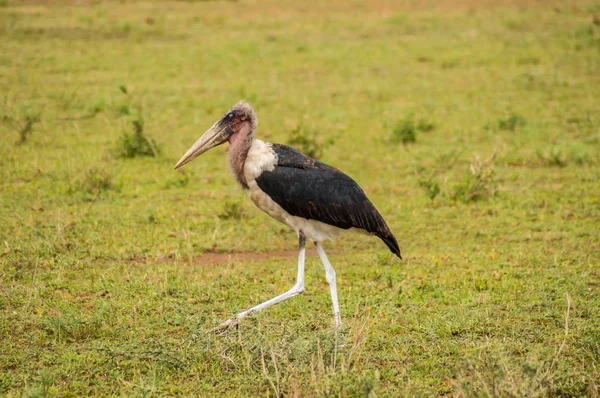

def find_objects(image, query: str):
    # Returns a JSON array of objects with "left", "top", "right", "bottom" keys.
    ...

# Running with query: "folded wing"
[{"left": 255, "top": 144, "right": 401, "bottom": 258}]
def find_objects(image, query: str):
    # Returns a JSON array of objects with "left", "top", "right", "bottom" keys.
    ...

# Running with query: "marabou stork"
[{"left": 174, "top": 101, "right": 401, "bottom": 331}]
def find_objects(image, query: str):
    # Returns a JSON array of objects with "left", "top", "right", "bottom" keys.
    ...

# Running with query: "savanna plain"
[{"left": 1, "top": 0, "right": 599, "bottom": 396}]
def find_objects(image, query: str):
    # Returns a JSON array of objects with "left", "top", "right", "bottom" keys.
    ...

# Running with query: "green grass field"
[{"left": 1, "top": 0, "right": 599, "bottom": 396}]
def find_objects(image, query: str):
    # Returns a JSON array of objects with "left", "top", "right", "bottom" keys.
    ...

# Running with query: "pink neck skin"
[{"left": 227, "top": 125, "right": 253, "bottom": 188}]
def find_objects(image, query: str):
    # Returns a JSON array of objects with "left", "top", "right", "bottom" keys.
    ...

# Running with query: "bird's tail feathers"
[{"left": 379, "top": 233, "right": 402, "bottom": 259}]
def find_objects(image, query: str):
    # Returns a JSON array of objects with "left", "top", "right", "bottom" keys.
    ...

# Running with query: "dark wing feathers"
[{"left": 256, "top": 144, "right": 401, "bottom": 258}]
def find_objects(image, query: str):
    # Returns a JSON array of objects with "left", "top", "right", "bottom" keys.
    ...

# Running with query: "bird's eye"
[{"left": 227, "top": 112, "right": 234, "bottom": 119}]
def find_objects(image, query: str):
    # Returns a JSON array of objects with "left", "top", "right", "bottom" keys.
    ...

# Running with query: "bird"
[{"left": 174, "top": 101, "right": 401, "bottom": 331}]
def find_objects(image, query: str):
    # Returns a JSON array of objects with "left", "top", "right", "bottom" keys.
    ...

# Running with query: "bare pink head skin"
[{"left": 174, "top": 102, "right": 258, "bottom": 187}]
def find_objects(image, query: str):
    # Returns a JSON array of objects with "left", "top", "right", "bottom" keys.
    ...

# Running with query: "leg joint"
[
  {"left": 298, "top": 231, "right": 306, "bottom": 247},
  {"left": 325, "top": 268, "right": 336, "bottom": 284},
  {"left": 293, "top": 283, "right": 305, "bottom": 294}
]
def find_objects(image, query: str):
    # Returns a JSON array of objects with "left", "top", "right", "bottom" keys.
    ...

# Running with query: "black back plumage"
[{"left": 255, "top": 144, "right": 401, "bottom": 258}]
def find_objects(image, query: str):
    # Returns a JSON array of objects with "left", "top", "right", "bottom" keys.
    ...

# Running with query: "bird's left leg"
[
  {"left": 214, "top": 232, "right": 306, "bottom": 333},
  {"left": 315, "top": 242, "right": 342, "bottom": 330}
]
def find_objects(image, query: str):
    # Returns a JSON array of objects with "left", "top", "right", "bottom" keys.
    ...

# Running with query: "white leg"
[
  {"left": 315, "top": 242, "right": 342, "bottom": 330},
  {"left": 215, "top": 233, "right": 306, "bottom": 332}
]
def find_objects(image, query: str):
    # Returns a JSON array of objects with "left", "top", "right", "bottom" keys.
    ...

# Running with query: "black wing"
[{"left": 256, "top": 144, "right": 401, "bottom": 258}]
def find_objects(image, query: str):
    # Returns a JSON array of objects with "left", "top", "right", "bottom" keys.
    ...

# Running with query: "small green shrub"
[
  {"left": 453, "top": 154, "right": 498, "bottom": 203},
  {"left": 392, "top": 116, "right": 416, "bottom": 144},
  {"left": 536, "top": 146, "right": 566, "bottom": 167},
  {"left": 418, "top": 177, "right": 441, "bottom": 200},
  {"left": 534, "top": 145, "right": 594, "bottom": 167},
  {"left": 413, "top": 161, "right": 444, "bottom": 200},
  {"left": 498, "top": 114, "right": 527, "bottom": 131},
  {"left": 115, "top": 117, "right": 161, "bottom": 158},
  {"left": 391, "top": 113, "right": 434, "bottom": 144},
  {"left": 219, "top": 200, "right": 245, "bottom": 220},
  {"left": 287, "top": 124, "right": 333, "bottom": 159},
  {"left": 115, "top": 84, "right": 135, "bottom": 116},
  {"left": 70, "top": 166, "right": 116, "bottom": 197},
  {"left": 16, "top": 113, "right": 40, "bottom": 145}
]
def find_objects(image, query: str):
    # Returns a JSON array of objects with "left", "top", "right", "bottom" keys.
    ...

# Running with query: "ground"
[{"left": 1, "top": 0, "right": 599, "bottom": 396}]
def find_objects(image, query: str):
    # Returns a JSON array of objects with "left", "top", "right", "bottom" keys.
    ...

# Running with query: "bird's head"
[{"left": 174, "top": 101, "right": 257, "bottom": 169}]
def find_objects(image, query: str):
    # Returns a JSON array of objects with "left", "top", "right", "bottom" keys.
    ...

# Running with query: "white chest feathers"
[
  {"left": 243, "top": 140, "right": 288, "bottom": 226},
  {"left": 243, "top": 139, "right": 277, "bottom": 183}
]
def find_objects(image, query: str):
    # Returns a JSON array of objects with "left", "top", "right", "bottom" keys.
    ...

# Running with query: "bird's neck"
[{"left": 227, "top": 129, "right": 254, "bottom": 189}]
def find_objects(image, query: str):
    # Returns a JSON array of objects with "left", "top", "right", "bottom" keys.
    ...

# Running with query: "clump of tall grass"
[
  {"left": 219, "top": 200, "right": 246, "bottom": 220},
  {"left": 16, "top": 114, "right": 40, "bottom": 144},
  {"left": 287, "top": 124, "right": 334, "bottom": 159},
  {"left": 67, "top": 165, "right": 119, "bottom": 200},
  {"left": 390, "top": 113, "right": 434, "bottom": 144},
  {"left": 535, "top": 144, "right": 594, "bottom": 167},
  {"left": 418, "top": 177, "right": 441, "bottom": 200},
  {"left": 115, "top": 117, "right": 161, "bottom": 158},
  {"left": 10, "top": 109, "right": 42, "bottom": 145},
  {"left": 497, "top": 114, "right": 526, "bottom": 131},
  {"left": 452, "top": 154, "right": 498, "bottom": 203},
  {"left": 535, "top": 146, "right": 566, "bottom": 167}
]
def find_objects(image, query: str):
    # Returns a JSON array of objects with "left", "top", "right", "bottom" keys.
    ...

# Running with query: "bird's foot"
[
  {"left": 333, "top": 319, "right": 347, "bottom": 349},
  {"left": 335, "top": 328, "right": 347, "bottom": 349},
  {"left": 334, "top": 314, "right": 342, "bottom": 333},
  {"left": 213, "top": 318, "right": 239, "bottom": 334}
]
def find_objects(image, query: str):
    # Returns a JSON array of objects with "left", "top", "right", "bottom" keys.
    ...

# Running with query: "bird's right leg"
[
  {"left": 214, "top": 232, "right": 306, "bottom": 333},
  {"left": 315, "top": 241, "right": 342, "bottom": 330}
]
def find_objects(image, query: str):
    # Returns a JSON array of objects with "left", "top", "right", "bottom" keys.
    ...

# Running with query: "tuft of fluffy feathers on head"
[{"left": 231, "top": 101, "right": 258, "bottom": 128}]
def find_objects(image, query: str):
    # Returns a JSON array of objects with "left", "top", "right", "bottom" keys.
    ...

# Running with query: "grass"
[
  {"left": 497, "top": 113, "right": 527, "bottom": 131},
  {"left": 287, "top": 124, "right": 334, "bottom": 160},
  {"left": 390, "top": 113, "right": 435, "bottom": 144},
  {"left": 452, "top": 154, "right": 498, "bottom": 203},
  {"left": 1, "top": 0, "right": 599, "bottom": 396},
  {"left": 115, "top": 116, "right": 162, "bottom": 158}
]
